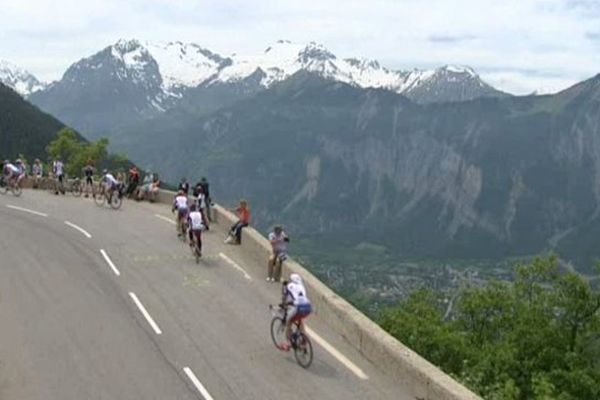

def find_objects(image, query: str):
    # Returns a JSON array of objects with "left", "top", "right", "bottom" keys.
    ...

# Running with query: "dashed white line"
[
  {"left": 100, "top": 249, "right": 121, "bottom": 276},
  {"left": 6, "top": 204, "right": 48, "bottom": 217},
  {"left": 183, "top": 367, "right": 214, "bottom": 400},
  {"left": 155, "top": 214, "right": 176, "bottom": 225},
  {"left": 64, "top": 221, "right": 92, "bottom": 238},
  {"left": 219, "top": 252, "right": 252, "bottom": 281},
  {"left": 305, "top": 326, "right": 369, "bottom": 380},
  {"left": 129, "top": 292, "right": 162, "bottom": 335}
]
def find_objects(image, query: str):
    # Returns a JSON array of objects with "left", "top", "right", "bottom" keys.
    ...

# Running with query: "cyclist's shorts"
[
  {"left": 291, "top": 303, "right": 312, "bottom": 322},
  {"left": 178, "top": 208, "right": 189, "bottom": 220}
]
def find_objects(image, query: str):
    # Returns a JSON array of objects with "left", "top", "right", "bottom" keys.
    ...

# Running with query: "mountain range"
[{"left": 1, "top": 39, "right": 506, "bottom": 138}]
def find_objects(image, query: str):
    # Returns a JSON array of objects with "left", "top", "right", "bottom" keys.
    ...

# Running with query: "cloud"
[
  {"left": 1, "top": 0, "right": 599, "bottom": 94},
  {"left": 428, "top": 34, "right": 477, "bottom": 43}
]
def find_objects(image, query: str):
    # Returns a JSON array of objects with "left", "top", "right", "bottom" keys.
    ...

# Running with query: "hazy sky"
[{"left": 2, "top": 0, "right": 600, "bottom": 94}]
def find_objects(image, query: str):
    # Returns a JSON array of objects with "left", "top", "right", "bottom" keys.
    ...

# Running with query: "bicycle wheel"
[
  {"left": 110, "top": 194, "right": 122, "bottom": 210},
  {"left": 293, "top": 332, "right": 313, "bottom": 368},
  {"left": 270, "top": 316, "right": 286, "bottom": 349},
  {"left": 94, "top": 191, "right": 105, "bottom": 206},
  {"left": 0, "top": 182, "right": 7, "bottom": 195},
  {"left": 71, "top": 181, "right": 82, "bottom": 197},
  {"left": 11, "top": 184, "right": 22, "bottom": 197}
]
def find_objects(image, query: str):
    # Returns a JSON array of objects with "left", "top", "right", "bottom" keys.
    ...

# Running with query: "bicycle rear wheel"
[
  {"left": 110, "top": 194, "right": 122, "bottom": 209},
  {"left": 11, "top": 184, "right": 22, "bottom": 197},
  {"left": 71, "top": 181, "right": 82, "bottom": 197},
  {"left": 293, "top": 332, "right": 313, "bottom": 368},
  {"left": 0, "top": 182, "right": 8, "bottom": 195},
  {"left": 270, "top": 316, "right": 286, "bottom": 349}
]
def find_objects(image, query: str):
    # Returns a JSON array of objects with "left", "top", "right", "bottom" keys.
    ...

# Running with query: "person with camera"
[{"left": 267, "top": 225, "right": 290, "bottom": 282}]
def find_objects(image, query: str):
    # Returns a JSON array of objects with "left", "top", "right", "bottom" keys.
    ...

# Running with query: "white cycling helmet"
[{"left": 290, "top": 273, "right": 302, "bottom": 284}]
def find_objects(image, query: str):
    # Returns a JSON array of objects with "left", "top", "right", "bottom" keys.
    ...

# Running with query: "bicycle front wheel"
[
  {"left": 94, "top": 191, "right": 105, "bottom": 206},
  {"left": 293, "top": 332, "right": 313, "bottom": 368},
  {"left": 270, "top": 316, "right": 286, "bottom": 349}
]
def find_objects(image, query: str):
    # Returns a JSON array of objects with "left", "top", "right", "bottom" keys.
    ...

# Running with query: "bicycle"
[
  {"left": 68, "top": 178, "right": 82, "bottom": 197},
  {"left": 94, "top": 184, "right": 123, "bottom": 209},
  {"left": 189, "top": 229, "right": 202, "bottom": 263},
  {"left": 269, "top": 304, "right": 313, "bottom": 368},
  {"left": 0, "top": 176, "right": 22, "bottom": 197}
]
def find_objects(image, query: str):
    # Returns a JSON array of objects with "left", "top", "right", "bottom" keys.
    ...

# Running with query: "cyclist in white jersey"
[
  {"left": 187, "top": 204, "right": 205, "bottom": 254},
  {"left": 172, "top": 190, "right": 189, "bottom": 236},
  {"left": 279, "top": 273, "right": 312, "bottom": 351}
]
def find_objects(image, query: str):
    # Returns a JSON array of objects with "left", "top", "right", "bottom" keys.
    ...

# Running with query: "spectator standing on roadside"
[
  {"left": 267, "top": 225, "right": 289, "bottom": 282},
  {"left": 179, "top": 177, "right": 190, "bottom": 195},
  {"left": 195, "top": 184, "right": 210, "bottom": 230},
  {"left": 198, "top": 177, "right": 212, "bottom": 222},
  {"left": 53, "top": 158, "right": 65, "bottom": 195},
  {"left": 126, "top": 166, "right": 140, "bottom": 198},
  {"left": 31, "top": 159, "right": 43, "bottom": 189},
  {"left": 82, "top": 159, "right": 95, "bottom": 198},
  {"left": 225, "top": 199, "right": 250, "bottom": 244}
]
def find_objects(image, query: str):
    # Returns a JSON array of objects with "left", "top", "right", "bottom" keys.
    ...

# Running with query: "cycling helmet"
[
  {"left": 15, "top": 159, "right": 22, "bottom": 164},
  {"left": 102, "top": 169, "right": 108, "bottom": 174},
  {"left": 290, "top": 273, "right": 302, "bottom": 284}
]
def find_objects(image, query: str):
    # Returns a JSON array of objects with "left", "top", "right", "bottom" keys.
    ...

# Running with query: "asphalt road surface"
[{"left": 0, "top": 190, "right": 411, "bottom": 400}]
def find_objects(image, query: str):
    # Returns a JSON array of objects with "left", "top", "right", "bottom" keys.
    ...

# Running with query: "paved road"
[{"left": 0, "top": 190, "right": 410, "bottom": 400}]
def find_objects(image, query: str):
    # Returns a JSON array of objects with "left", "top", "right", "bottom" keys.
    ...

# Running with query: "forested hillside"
[{"left": 0, "top": 83, "right": 78, "bottom": 160}]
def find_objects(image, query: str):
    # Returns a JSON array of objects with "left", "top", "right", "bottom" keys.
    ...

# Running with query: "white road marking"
[
  {"left": 64, "top": 221, "right": 92, "bottom": 238},
  {"left": 305, "top": 326, "right": 369, "bottom": 380},
  {"left": 219, "top": 252, "right": 252, "bottom": 281},
  {"left": 129, "top": 292, "right": 162, "bottom": 335},
  {"left": 155, "top": 214, "right": 176, "bottom": 225},
  {"left": 100, "top": 249, "right": 121, "bottom": 276},
  {"left": 183, "top": 367, "right": 214, "bottom": 400},
  {"left": 6, "top": 204, "right": 48, "bottom": 217}
]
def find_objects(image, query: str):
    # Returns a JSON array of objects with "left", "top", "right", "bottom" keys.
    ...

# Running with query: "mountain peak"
[
  {"left": 0, "top": 59, "right": 46, "bottom": 96},
  {"left": 298, "top": 42, "right": 336, "bottom": 63},
  {"left": 438, "top": 65, "right": 477, "bottom": 77}
]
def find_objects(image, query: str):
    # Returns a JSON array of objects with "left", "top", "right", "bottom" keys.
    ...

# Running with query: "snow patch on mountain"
[
  {"left": 146, "top": 41, "right": 230, "bottom": 89},
  {"left": 0, "top": 60, "right": 46, "bottom": 96}
]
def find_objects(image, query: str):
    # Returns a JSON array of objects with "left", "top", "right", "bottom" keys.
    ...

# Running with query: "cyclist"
[
  {"left": 267, "top": 225, "right": 289, "bottom": 282},
  {"left": 82, "top": 160, "right": 95, "bottom": 198},
  {"left": 172, "top": 190, "right": 189, "bottom": 237},
  {"left": 3, "top": 160, "right": 20, "bottom": 186},
  {"left": 102, "top": 169, "right": 119, "bottom": 201},
  {"left": 187, "top": 203, "right": 205, "bottom": 255},
  {"left": 279, "top": 273, "right": 312, "bottom": 351}
]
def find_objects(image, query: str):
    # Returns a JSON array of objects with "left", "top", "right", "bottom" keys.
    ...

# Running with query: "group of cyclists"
[
  {"left": 2, "top": 156, "right": 312, "bottom": 357},
  {"left": 169, "top": 180, "right": 311, "bottom": 353}
]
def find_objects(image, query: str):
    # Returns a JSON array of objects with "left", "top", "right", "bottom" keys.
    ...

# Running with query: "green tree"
[
  {"left": 379, "top": 255, "right": 600, "bottom": 399},
  {"left": 46, "top": 128, "right": 108, "bottom": 176}
]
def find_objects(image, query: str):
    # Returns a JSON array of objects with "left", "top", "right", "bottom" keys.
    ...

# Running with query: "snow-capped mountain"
[
  {"left": 0, "top": 60, "right": 46, "bottom": 96},
  {"left": 29, "top": 39, "right": 168, "bottom": 138},
  {"left": 28, "top": 38, "right": 506, "bottom": 138},
  {"left": 205, "top": 40, "right": 505, "bottom": 103}
]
